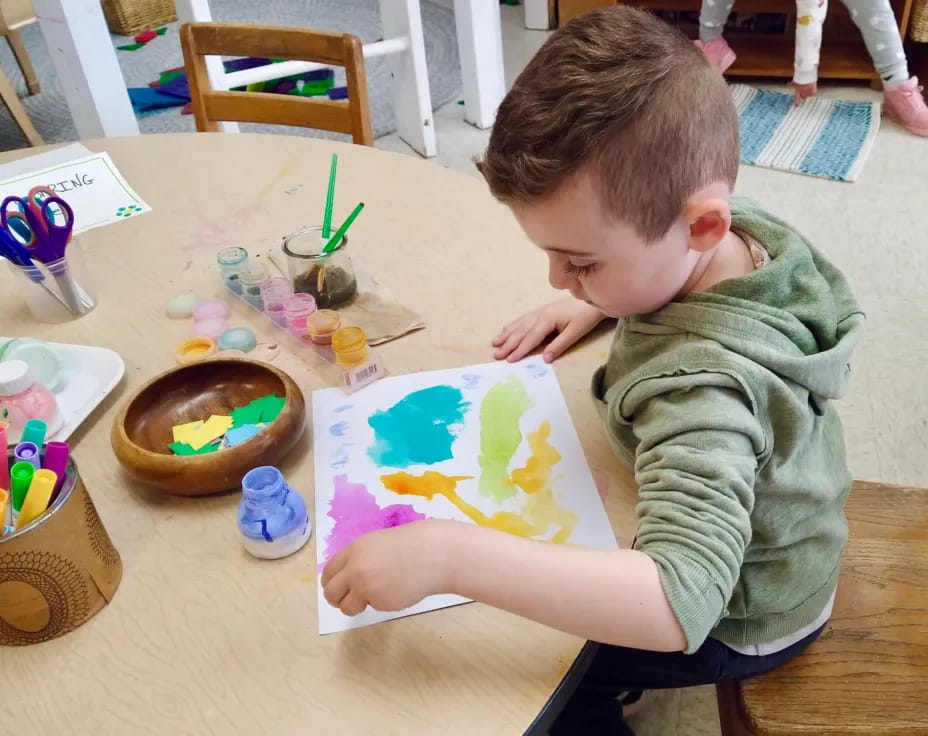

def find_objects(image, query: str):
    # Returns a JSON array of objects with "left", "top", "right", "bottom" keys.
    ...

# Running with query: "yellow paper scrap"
[
  {"left": 188, "top": 415, "right": 234, "bottom": 450},
  {"left": 172, "top": 420, "right": 204, "bottom": 445}
]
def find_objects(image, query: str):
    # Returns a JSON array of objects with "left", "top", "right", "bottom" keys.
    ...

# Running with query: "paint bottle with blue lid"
[{"left": 238, "top": 466, "right": 311, "bottom": 559}]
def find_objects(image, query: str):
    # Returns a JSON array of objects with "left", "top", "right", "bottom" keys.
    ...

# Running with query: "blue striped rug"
[{"left": 732, "top": 84, "right": 880, "bottom": 182}]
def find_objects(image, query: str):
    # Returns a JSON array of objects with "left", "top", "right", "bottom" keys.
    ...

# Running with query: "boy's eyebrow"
[{"left": 542, "top": 246, "right": 597, "bottom": 258}]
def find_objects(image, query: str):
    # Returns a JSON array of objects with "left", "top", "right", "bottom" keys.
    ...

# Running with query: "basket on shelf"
[
  {"left": 100, "top": 0, "right": 177, "bottom": 36},
  {"left": 912, "top": 0, "right": 928, "bottom": 42}
]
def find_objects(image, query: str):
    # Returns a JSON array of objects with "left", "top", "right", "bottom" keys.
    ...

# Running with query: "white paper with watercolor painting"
[
  {"left": 312, "top": 357, "right": 618, "bottom": 635},
  {"left": 0, "top": 151, "right": 150, "bottom": 233}
]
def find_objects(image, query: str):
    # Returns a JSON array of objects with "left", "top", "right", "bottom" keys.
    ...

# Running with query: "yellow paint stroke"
[
  {"left": 510, "top": 421, "right": 561, "bottom": 495},
  {"left": 381, "top": 471, "right": 542, "bottom": 538},
  {"left": 521, "top": 489, "right": 578, "bottom": 544},
  {"left": 381, "top": 462, "right": 577, "bottom": 543},
  {"left": 797, "top": 13, "right": 812, "bottom": 24}
]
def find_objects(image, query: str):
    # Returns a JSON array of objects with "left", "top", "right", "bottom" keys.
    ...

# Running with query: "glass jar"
[
  {"left": 217, "top": 247, "right": 249, "bottom": 295},
  {"left": 237, "top": 466, "right": 311, "bottom": 559},
  {"left": 260, "top": 276, "right": 293, "bottom": 328},
  {"left": 282, "top": 226, "right": 358, "bottom": 309},
  {"left": 0, "top": 360, "right": 62, "bottom": 443},
  {"left": 238, "top": 261, "right": 271, "bottom": 310},
  {"left": 282, "top": 293, "right": 316, "bottom": 340},
  {"left": 332, "top": 327, "right": 369, "bottom": 369}
]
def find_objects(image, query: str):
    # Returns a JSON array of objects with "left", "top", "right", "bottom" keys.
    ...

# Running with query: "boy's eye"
[{"left": 565, "top": 261, "right": 598, "bottom": 277}]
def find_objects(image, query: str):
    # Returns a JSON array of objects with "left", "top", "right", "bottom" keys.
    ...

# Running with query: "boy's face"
[{"left": 511, "top": 175, "right": 703, "bottom": 318}]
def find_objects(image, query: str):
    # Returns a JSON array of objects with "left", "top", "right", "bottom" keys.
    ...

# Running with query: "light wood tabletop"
[{"left": 0, "top": 134, "right": 639, "bottom": 735}]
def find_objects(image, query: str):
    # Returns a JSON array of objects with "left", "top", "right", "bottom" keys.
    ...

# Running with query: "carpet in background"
[
  {"left": 0, "top": 0, "right": 460, "bottom": 151},
  {"left": 732, "top": 84, "right": 880, "bottom": 182}
]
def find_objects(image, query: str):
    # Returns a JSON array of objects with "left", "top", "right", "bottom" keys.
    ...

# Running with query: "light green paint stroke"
[{"left": 478, "top": 376, "right": 531, "bottom": 502}]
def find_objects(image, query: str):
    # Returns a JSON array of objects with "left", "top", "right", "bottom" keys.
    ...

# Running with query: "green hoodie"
[{"left": 592, "top": 199, "right": 864, "bottom": 653}]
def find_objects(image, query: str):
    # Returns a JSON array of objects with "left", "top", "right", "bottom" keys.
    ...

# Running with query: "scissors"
[
  {"left": 1, "top": 196, "right": 83, "bottom": 313},
  {"left": 1, "top": 187, "right": 61, "bottom": 240},
  {"left": 1, "top": 195, "right": 74, "bottom": 264}
]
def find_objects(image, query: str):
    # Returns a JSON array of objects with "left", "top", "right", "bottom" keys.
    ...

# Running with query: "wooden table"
[{"left": 0, "top": 134, "right": 639, "bottom": 735}]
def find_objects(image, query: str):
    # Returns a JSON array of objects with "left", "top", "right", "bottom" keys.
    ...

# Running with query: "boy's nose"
[{"left": 548, "top": 260, "right": 574, "bottom": 291}]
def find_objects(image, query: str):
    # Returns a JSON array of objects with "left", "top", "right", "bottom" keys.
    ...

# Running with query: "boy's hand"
[
  {"left": 791, "top": 81, "right": 817, "bottom": 106},
  {"left": 321, "top": 520, "right": 453, "bottom": 616},
  {"left": 492, "top": 297, "right": 607, "bottom": 363}
]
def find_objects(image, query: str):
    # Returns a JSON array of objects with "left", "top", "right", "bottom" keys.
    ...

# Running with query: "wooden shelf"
[
  {"left": 629, "top": 0, "right": 850, "bottom": 16},
  {"left": 619, "top": 0, "right": 912, "bottom": 82},
  {"left": 725, "top": 36, "right": 877, "bottom": 79}
]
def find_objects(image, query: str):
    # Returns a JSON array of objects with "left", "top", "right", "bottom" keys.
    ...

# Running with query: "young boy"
[{"left": 322, "top": 7, "right": 863, "bottom": 733}]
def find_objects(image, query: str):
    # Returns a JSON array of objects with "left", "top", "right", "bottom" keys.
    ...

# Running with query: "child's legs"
[
  {"left": 549, "top": 626, "right": 824, "bottom": 736},
  {"left": 699, "top": 0, "right": 734, "bottom": 42},
  {"left": 839, "top": 0, "right": 910, "bottom": 85}
]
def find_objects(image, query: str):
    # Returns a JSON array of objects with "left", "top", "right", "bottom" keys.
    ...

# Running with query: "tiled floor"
[{"left": 382, "top": 4, "right": 927, "bottom": 735}]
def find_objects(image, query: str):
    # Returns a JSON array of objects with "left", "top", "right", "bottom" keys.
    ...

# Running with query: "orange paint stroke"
[
  {"left": 381, "top": 464, "right": 577, "bottom": 543},
  {"left": 510, "top": 421, "right": 561, "bottom": 495}
]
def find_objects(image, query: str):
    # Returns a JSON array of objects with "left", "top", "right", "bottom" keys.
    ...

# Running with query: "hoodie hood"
[{"left": 627, "top": 198, "right": 864, "bottom": 401}]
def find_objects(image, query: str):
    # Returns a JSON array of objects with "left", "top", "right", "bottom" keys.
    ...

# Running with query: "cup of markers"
[
  {"left": 0, "top": 417, "right": 123, "bottom": 646},
  {"left": 0, "top": 418, "right": 68, "bottom": 533}
]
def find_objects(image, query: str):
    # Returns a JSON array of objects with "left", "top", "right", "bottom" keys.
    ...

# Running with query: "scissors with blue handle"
[
  {"left": 1, "top": 186, "right": 60, "bottom": 239},
  {"left": 1, "top": 195, "right": 74, "bottom": 262}
]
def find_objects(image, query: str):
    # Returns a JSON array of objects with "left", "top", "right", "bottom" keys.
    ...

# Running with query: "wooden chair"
[
  {"left": 179, "top": 23, "right": 373, "bottom": 146},
  {"left": 716, "top": 481, "right": 928, "bottom": 736},
  {"left": 0, "top": 0, "right": 39, "bottom": 96},
  {"left": 0, "top": 63, "right": 40, "bottom": 145}
]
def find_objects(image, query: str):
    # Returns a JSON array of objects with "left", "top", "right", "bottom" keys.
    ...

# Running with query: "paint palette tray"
[{"left": 219, "top": 279, "right": 385, "bottom": 395}]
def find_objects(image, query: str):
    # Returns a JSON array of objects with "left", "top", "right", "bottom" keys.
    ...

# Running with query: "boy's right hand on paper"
[{"left": 492, "top": 297, "right": 607, "bottom": 364}]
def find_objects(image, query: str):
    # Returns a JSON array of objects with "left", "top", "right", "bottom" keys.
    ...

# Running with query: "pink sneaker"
[
  {"left": 883, "top": 77, "right": 928, "bottom": 137},
  {"left": 693, "top": 38, "right": 737, "bottom": 74}
]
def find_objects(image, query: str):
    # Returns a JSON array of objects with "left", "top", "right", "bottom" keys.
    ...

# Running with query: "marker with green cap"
[
  {"left": 10, "top": 461, "right": 34, "bottom": 525},
  {"left": 20, "top": 418, "right": 47, "bottom": 450}
]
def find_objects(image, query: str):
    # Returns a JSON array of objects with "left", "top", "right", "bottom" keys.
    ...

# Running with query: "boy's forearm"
[{"left": 440, "top": 521, "right": 687, "bottom": 652}]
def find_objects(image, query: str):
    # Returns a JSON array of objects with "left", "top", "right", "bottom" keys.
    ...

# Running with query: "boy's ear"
[{"left": 683, "top": 197, "right": 732, "bottom": 253}]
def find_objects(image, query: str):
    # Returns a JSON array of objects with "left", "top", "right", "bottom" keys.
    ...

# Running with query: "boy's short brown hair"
[{"left": 477, "top": 7, "right": 739, "bottom": 242}]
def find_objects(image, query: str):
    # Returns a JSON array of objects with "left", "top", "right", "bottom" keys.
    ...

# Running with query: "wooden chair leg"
[
  {"left": 6, "top": 31, "right": 40, "bottom": 95},
  {"left": 716, "top": 680, "right": 753, "bottom": 736},
  {"left": 0, "top": 66, "right": 42, "bottom": 146}
]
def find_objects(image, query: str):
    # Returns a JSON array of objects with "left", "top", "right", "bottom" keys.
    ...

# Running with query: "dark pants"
[{"left": 550, "top": 625, "right": 825, "bottom": 736}]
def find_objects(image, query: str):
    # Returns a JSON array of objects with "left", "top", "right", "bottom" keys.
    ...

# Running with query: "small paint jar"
[
  {"left": 217, "top": 247, "right": 249, "bottom": 295},
  {"left": 218, "top": 327, "right": 257, "bottom": 353},
  {"left": 282, "top": 225, "right": 358, "bottom": 309},
  {"left": 260, "top": 277, "right": 293, "bottom": 328},
  {"left": 306, "top": 310, "right": 341, "bottom": 345},
  {"left": 0, "top": 360, "right": 62, "bottom": 443},
  {"left": 238, "top": 261, "right": 270, "bottom": 310},
  {"left": 282, "top": 293, "right": 316, "bottom": 339},
  {"left": 176, "top": 336, "right": 216, "bottom": 365},
  {"left": 238, "top": 466, "right": 311, "bottom": 559},
  {"left": 332, "top": 327, "right": 368, "bottom": 369}
]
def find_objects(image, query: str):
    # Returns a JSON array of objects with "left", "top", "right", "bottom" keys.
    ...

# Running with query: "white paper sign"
[
  {"left": 313, "top": 357, "right": 618, "bottom": 634},
  {"left": 0, "top": 152, "right": 151, "bottom": 233}
]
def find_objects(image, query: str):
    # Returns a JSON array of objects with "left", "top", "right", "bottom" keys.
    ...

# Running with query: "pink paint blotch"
[{"left": 323, "top": 475, "right": 425, "bottom": 564}]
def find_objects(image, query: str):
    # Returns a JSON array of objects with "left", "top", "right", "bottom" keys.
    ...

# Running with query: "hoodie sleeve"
[{"left": 625, "top": 384, "right": 766, "bottom": 653}]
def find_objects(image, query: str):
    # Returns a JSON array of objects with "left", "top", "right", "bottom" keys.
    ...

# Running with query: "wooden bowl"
[{"left": 111, "top": 358, "right": 305, "bottom": 496}]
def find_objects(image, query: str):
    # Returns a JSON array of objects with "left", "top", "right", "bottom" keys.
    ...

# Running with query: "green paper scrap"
[
  {"left": 160, "top": 70, "right": 184, "bottom": 85},
  {"left": 117, "top": 42, "right": 146, "bottom": 51},
  {"left": 230, "top": 404, "right": 263, "bottom": 429},
  {"left": 169, "top": 441, "right": 220, "bottom": 456},
  {"left": 156, "top": 27, "right": 168, "bottom": 35},
  {"left": 258, "top": 395, "right": 286, "bottom": 423}
]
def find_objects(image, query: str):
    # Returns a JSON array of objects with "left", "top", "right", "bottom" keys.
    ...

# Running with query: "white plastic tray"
[{"left": 1, "top": 338, "right": 125, "bottom": 442}]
